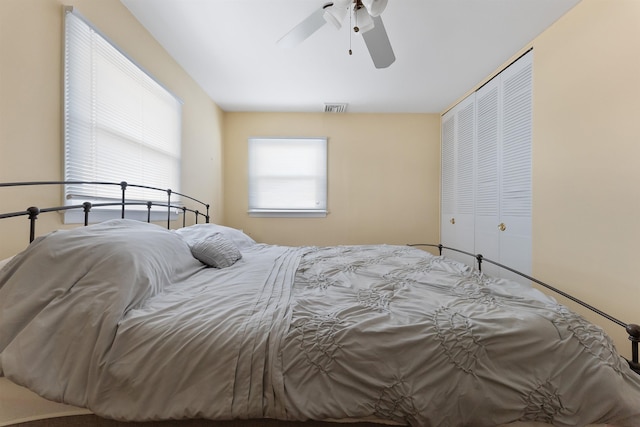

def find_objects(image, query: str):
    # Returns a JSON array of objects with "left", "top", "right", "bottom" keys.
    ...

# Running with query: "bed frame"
[
  {"left": 1, "top": 180, "right": 639, "bottom": 427},
  {"left": 408, "top": 243, "right": 640, "bottom": 375}
]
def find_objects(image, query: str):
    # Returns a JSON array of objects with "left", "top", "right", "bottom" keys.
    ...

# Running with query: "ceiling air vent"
[{"left": 324, "top": 103, "right": 347, "bottom": 113}]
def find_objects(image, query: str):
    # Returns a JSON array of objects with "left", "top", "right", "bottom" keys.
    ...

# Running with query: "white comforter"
[{"left": 0, "top": 220, "right": 639, "bottom": 427}]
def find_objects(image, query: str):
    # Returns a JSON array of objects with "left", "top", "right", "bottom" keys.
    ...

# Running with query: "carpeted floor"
[
  {"left": 0, "top": 378, "right": 381, "bottom": 427},
  {"left": 0, "top": 378, "right": 614, "bottom": 427},
  {"left": 0, "top": 378, "right": 91, "bottom": 426}
]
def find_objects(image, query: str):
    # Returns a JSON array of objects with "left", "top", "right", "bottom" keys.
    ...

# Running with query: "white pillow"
[
  {"left": 175, "top": 223, "right": 256, "bottom": 249},
  {"left": 190, "top": 233, "right": 242, "bottom": 268}
]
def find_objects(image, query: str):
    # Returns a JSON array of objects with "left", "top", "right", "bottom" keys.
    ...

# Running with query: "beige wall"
[
  {"left": 0, "top": 0, "right": 224, "bottom": 259},
  {"left": 529, "top": 0, "right": 640, "bottom": 356},
  {"left": 223, "top": 112, "right": 441, "bottom": 248}
]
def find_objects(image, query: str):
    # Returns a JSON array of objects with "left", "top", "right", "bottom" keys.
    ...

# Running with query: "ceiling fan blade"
[
  {"left": 277, "top": 7, "right": 328, "bottom": 48},
  {"left": 361, "top": 15, "right": 395, "bottom": 69},
  {"left": 361, "top": 0, "right": 388, "bottom": 17}
]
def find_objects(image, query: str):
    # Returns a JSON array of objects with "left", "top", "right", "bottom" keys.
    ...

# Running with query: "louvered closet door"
[
  {"left": 473, "top": 50, "right": 532, "bottom": 280},
  {"left": 474, "top": 77, "right": 501, "bottom": 277},
  {"left": 441, "top": 95, "right": 475, "bottom": 264},
  {"left": 442, "top": 51, "right": 531, "bottom": 277},
  {"left": 499, "top": 52, "right": 532, "bottom": 278}
]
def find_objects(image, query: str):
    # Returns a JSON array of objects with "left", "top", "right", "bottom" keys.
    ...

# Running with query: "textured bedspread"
[{"left": 1, "top": 220, "right": 639, "bottom": 427}]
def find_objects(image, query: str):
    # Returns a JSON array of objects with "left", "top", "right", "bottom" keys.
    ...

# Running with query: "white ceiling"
[{"left": 120, "top": 0, "right": 581, "bottom": 114}]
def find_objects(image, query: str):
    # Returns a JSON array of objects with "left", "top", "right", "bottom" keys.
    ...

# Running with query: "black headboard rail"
[
  {"left": 408, "top": 243, "right": 640, "bottom": 375},
  {"left": 1, "top": 180, "right": 210, "bottom": 243}
]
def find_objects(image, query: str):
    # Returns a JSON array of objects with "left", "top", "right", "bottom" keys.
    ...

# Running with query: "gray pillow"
[{"left": 190, "top": 232, "right": 242, "bottom": 268}]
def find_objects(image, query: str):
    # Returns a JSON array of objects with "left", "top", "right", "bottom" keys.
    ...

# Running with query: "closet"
[{"left": 441, "top": 50, "right": 532, "bottom": 279}]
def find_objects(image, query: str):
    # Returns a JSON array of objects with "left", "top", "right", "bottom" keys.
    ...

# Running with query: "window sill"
[
  {"left": 248, "top": 210, "right": 327, "bottom": 218},
  {"left": 64, "top": 207, "right": 178, "bottom": 225}
]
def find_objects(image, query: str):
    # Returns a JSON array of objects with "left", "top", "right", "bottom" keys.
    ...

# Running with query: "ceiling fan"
[{"left": 277, "top": 0, "right": 395, "bottom": 69}]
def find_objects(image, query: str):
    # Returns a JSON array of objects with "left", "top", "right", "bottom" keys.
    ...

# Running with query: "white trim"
[
  {"left": 248, "top": 209, "right": 327, "bottom": 218},
  {"left": 63, "top": 208, "right": 178, "bottom": 224}
]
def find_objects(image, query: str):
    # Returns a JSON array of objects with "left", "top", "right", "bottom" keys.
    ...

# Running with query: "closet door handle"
[
  {"left": 498, "top": 223, "right": 506, "bottom": 232},
  {"left": 450, "top": 218, "right": 456, "bottom": 225}
]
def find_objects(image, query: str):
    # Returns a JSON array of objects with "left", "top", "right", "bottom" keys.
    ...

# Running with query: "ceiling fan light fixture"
[
  {"left": 361, "top": 0, "right": 388, "bottom": 17},
  {"left": 353, "top": 6, "right": 374, "bottom": 33}
]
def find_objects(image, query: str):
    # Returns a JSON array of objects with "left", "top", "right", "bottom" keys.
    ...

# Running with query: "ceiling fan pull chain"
[
  {"left": 353, "top": 0, "right": 360, "bottom": 33},
  {"left": 349, "top": 3, "right": 353, "bottom": 55}
]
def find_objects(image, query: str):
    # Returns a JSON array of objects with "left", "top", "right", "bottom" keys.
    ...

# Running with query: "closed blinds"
[
  {"left": 248, "top": 137, "right": 327, "bottom": 217},
  {"left": 63, "top": 8, "right": 182, "bottom": 204}
]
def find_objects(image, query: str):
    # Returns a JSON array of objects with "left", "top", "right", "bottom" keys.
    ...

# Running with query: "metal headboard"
[{"left": 0, "top": 180, "right": 210, "bottom": 242}]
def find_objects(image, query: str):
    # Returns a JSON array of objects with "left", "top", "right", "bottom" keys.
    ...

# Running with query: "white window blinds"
[
  {"left": 63, "top": 7, "right": 182, "bottom": 204},
  {"left": 248, "top": 137, "right": 327, "bottom": 217}
]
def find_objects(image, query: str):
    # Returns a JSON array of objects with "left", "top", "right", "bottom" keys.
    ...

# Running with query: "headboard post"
[
  {"left": 82, "top": 202, "right": 92, "bottom": 226},
  {"left": 120, "top": 181, "right": 128, "bottom": 219},
  {"left": 627, "top": 324, "right": 640, "bottom": 365},
  {"left": 166, "top": 189, "right": 172, "bottom": 229},
  {"left": 476, "top": 254, "right": 484, "bottom": 273},
  {"left": 27, "top": 206, "right": 40, "bottom": 243}
]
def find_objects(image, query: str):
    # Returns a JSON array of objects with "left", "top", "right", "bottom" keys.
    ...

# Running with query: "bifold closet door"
[
  {"left": 474, "top": 77, "right": 501, "bottom": 277},
  {"left": 474, "top": 51, "right": 532, "bottom": 280},
  {"left": 498, "top": 52, "right": 532, "bottom": 279},
  {"left": 441, "top": 95, "right": 475, "bottom": 265}
]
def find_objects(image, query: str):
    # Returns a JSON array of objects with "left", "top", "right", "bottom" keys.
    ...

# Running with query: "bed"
[{"left": 1, "top": 181, "right": 640, "bottom": 427}]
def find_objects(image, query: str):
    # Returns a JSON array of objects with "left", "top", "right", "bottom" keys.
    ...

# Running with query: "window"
[
  {"left": 63, "top": 7, "right": 182, "bottom": 222},
  {"left": 248, "top": 137, "right": 327, "bottom": 217}
]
